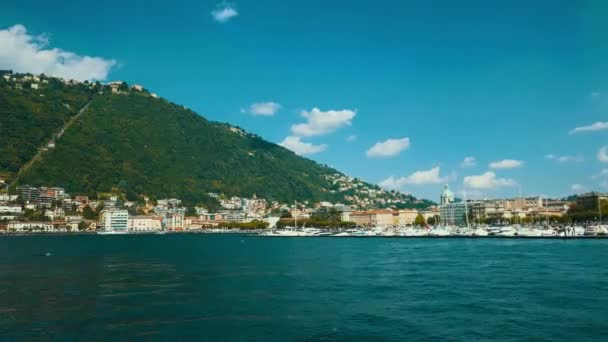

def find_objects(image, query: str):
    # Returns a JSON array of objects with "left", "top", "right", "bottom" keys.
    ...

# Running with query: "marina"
[{"left": 255, "top": 224, "right": 607, "bottom": 238}]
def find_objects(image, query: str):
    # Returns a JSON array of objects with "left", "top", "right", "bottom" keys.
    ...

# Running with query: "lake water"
[{"left": 1, "top": 234, "right": 608, "bottom": 341}]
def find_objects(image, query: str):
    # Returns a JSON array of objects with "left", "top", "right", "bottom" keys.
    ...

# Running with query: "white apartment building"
[
  {"left": 0, "top": 205, "right": 22, "bottom": 214},
  {"left": 99, "top": 209, "right": 129, "bottom": 232},
  {"left": 8, "top": 222, "right": 54, "bottom": 232}
]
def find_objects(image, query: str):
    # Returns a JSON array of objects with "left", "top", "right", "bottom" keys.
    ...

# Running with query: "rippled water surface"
[{"left": 1, "top": 234, "right": 608, "bottom": 340}]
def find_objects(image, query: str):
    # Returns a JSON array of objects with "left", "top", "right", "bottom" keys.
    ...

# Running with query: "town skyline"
[{"left": 1, "top": 1, "right": 607, "bottom": 200}]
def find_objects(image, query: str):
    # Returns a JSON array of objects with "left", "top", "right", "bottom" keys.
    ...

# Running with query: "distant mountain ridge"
[{"left": 0, "top": 72, "right": 430, "bottom": 208}]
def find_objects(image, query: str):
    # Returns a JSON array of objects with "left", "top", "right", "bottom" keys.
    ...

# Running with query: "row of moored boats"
[{"left": 258, "top": 225, "right": 608, "bottom": 237}]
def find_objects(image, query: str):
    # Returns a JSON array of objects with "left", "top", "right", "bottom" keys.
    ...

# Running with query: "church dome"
[{"left": 440, "top": 185, "right": 454, "bottom": 204}]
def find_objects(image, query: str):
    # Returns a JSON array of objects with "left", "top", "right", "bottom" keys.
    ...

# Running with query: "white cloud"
[
  {"left": 463, "top": 171, "right": 516, "bottom": 189},
  {"left": 279, "top": 136, "right": 326, "bottom": 155},
  {"left": 211, "top": 3, "right": 238, "bottom": 23},
  {"left": 0, "top": 24, "right": 116, "bottom": 81},
  {"left": 291, "top": 107, "right": 356, "bottom": 137},
  {"left": 545, "top": 154, "right": 584, "bottom": 163},
  {"left": 569, "top": 122, "right": 608, "bottom": 134},
  {"left": 571, "top": 184, "right": 586, "bottom": 193},
  {"left": 592, "top": 169, "right": 608, "bottom": 180},
  {"left": 461, "top": 156, "right": 476, "bottom": 168},
  {"left": 598, "top": 146, "right": 608, "bottom": 163},
  {"left": 379, "top": 167, "right": 448, "bottom": 189},
  {"left": 247, "top": 101, "right": 281, "bottom": 116},
  {"left": 366, "top": 137, "right": 410, "bottom": 158},
  {"left": 346, "top": 135, "right": 357, "bottom": 142},
  {"left": 489, "top": 159, "right": 523, "bottom": 169}
]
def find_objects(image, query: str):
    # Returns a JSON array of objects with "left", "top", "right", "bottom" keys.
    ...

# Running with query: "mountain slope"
[
  {"left": 0, "top": 75, "right": 90, "bottom": 177},
  {"left": 18, "top": 93, "right": 343, "bottom": 203},
  {"left": 2, "top": 74, "right": 427, "bottom": 207}
]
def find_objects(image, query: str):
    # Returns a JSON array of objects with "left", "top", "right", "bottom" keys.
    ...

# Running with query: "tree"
[
  {"left": 82, "top": 205, "right": 96, "bottom": 220},
  {"left": 186, "top": 206, "right": 197, "bottom": 216},
  {"left": 427, "top": 216, "right": 436, "bottom": 225},
  {"left": 78, "top": 221, "right": 88, "bottom": 231},
  {"left": 414, "top": 214, "right": 426, "bottom": 226}
]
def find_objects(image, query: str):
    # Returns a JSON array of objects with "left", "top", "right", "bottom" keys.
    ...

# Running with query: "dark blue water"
[{"left": 1, "top": 235, "right": 607, "bottom": 341}]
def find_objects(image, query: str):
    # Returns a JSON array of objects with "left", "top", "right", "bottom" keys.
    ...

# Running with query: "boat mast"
[
  {"left": 294, "top": 200, "right": 297, "bottom": 228},
  {"left": 464, "top": 190, "right": 470, "bottom": 229},
  {"left": 599, "top": 196, "right": 603, "bottom": 225},
  {"left": 545, "top": 198, "right": 549, "bottom": 229}
]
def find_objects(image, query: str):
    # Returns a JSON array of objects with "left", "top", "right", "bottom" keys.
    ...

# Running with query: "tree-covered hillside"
[
  {"left": 1, "top": 73, "right": 429, "bottom": 207},
  {"left": 18, "top": 92, "right": 346, "bottom": 203},
  {"left": 0, "top": 73, "right": 91, "bottom": 178}
]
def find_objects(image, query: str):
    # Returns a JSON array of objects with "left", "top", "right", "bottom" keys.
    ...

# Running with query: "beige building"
[
  {"left": 129, "top": 216, "right": 162, "bottom": 231},
  {"left": 350, "top": 210, "right": 394, "bottom": 227},
  {"left": 530, "top": 208, "right": 565, "bottom": 218},
  {"left": 393, "top": 209, "right": 418, "bottom": 226},
  {"left": 420, "top": 208, "right": 440, "bottom": 221},
  {"left": 166, "top": 213, "right": 184, "bottom": 231}
]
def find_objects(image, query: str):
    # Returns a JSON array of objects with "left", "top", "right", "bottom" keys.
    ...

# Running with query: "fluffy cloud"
[
  {"left": 211, "top": 3, "right": 238, "bottom": 22},
  {"left": 569, "top": 122, "right": 608, "bottom": 134},
  {"left": 366, "top": 137, "right": 410, "bottom": 158},
  {"left": 379, "top": 167, "right": 448, "bottom": 189},
  {"left": 279, "top": 136, "right": 326, "bottom": 155},
  {"left": 571, "top": 184, "right": 586, "bottom": 193},
  {"left": 291, "top": 108, "right": 356, "bottom": 137},
  {"left": 0, "top": 24, "right": 116, "bottom": 81},
  {"left": 489, "top": 159, "right": 523, "bottom": 169},
  {"left": 461, "top": 156, "right": 476, "bottom": 168},
  {"left": 545, "top": 154, "right": 583, "bottom": 163},
  {"left": 463, "top": 171, "right": 516, "bottom": 189},
  {"left": 247, "top": 102, "right": 281, "bottom": 116},
  {"left": 598, "top": 146, "right": 608, "bottom": 163},
  {"left": 593, "top": 169, "right": 608, "bottom": 180}
]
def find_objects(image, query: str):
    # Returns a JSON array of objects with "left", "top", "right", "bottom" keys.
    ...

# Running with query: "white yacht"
[
  {"left": 428, "top": 227, "right": 451, "bottom": 236},
  {"left": 471, "top": 228, "right": 489, "bottom": 236},
  {"left": 495, "top": 226, "right": 517, "bottom": 237},
  {"left": 584, "top": 225, "right": 601, "bottom": 236},
  {"left": 97, "top": 230, "right": 129, "bottom": 235},
  {"left": 515, "top": 227, "right": 543, "bottom": 237}
]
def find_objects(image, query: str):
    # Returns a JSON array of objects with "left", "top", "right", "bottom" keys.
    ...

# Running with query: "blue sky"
[{"left": 1, "top": 0, "right": 607, "bottom": 201}]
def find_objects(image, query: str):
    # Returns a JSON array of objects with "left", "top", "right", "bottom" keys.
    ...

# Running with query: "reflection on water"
[{"left": 1, "top": 235, "right": 608, "bottom": 340}]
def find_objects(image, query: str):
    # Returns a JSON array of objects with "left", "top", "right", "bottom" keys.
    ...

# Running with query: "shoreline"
[{"left": 1, "top": 231, "right": 608, "bottom": 239}]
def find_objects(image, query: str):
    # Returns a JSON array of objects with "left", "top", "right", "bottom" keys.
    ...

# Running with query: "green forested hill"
[
  {"left": 16, "top": 92, "right": 345, "bottom": 203},
  {"left": 1, "top": 74, "right": 426, "bottom": 207},
  {"left": 0, "top": 77, "right": 91, "bottom": 176}
]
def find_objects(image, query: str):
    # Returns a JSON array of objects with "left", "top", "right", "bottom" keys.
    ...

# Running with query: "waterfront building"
[
  {"left": 198, "top": 212, "right": 224, "bottom": 227},
  {"left": 576, "top": 192, "right": 608, "bottom": 210},
  {"left": 165, "top": 213, "right": 184, "bottom": 231},
  {"left": 340, "top": 209, "right": 353, "bottom": 222},
  {"left": 128, "top": 216, "right": 162, "bottom": 232},
  {"left": 99, "top": 209, "right": 129, "bottom": 232},
  {"left": 440, "top": 202, "right": 477, "bottom": 226},
  {"left": 223, "top": 212, "right": 248, "bottom": 223},
  {"left": 350, "top": 210, "right": 394, "bottom": 227},
  {"left": 529, "top": 208, "right": 565, "bottom": 218},
  {"left": 420, "top": 208, "right": 440, "bottom": 222},
  {"left": 393, "top": 209, "right": 419, "bottom": 226},
  {"left": 7, "top": 221, "right": 54, "bottom": 232}
]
